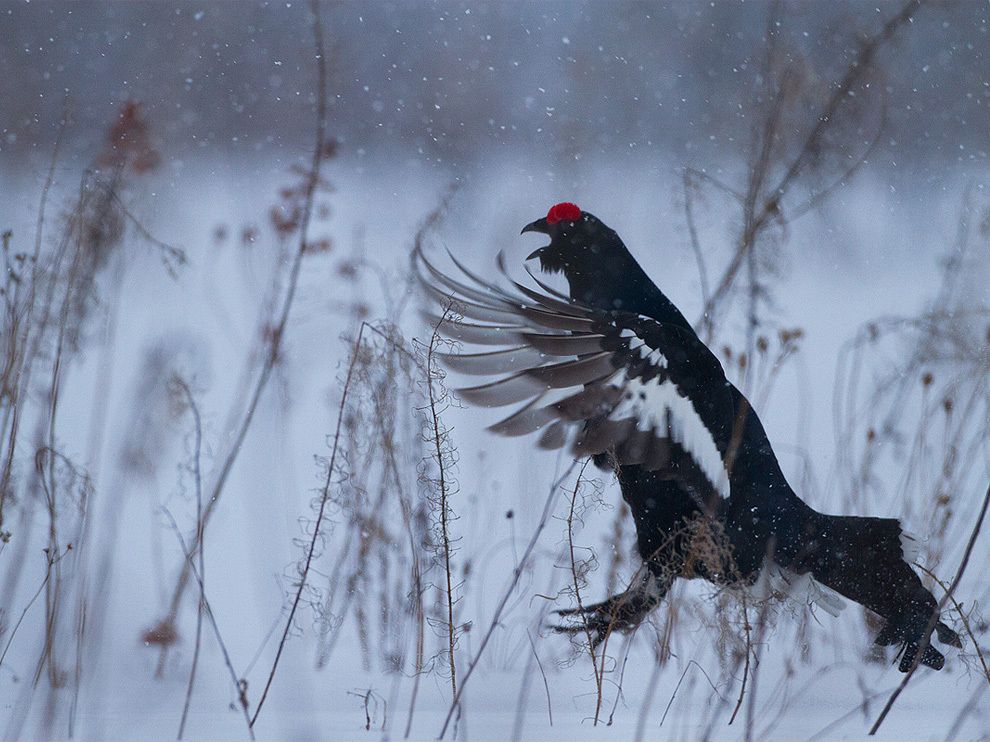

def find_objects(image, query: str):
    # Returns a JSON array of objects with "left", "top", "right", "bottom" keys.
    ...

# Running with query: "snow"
[
  {"left": 0, "top": 154, "right": 984, "bottom": 740},
  {"left": 2, "top": 2, "right": 990, "bottom": 738}
]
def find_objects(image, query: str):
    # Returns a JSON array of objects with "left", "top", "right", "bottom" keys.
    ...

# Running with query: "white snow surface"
[{"left": 0, "top": 152, "right": 987, "bottom": 742}]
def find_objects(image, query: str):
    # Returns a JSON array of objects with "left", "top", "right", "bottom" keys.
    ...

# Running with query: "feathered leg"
[
  {"left": 798, "top": 514, "right": 960, "bottom": 671},
  {"left": 552, "top": 465, "right": 706, "bottom": 646}
]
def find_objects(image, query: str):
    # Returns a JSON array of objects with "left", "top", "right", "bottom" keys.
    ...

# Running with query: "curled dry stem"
[{"left": 249, "top": 321, "right": 367, "bottom": 729}]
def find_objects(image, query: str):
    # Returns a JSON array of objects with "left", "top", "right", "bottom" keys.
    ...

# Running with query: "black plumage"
[{"left": 416, "top": 202, "right": 960, "bottom": 672}]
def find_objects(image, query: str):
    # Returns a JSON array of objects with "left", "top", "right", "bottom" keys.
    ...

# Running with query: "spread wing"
[{"left": 415, "top": 247, "right": 733, "bottom": 509}]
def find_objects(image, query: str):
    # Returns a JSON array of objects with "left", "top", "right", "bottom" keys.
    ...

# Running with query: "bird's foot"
[
  {"left": 552, "top": 572, "right": 664, "bottom": 648},
  {"left": 935, "top": 620, "right": 963, "bottom": 648},
  {"left": 897, "top": 641, "right": 945, "bottom": 672},
  {"left": 876, "top": 618, "right": 962, "bottom": 672}
]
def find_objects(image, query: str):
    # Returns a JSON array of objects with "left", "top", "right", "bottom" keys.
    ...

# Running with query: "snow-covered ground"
[{"left": 1, "top": 142, "right": 988, "bottom": 742}]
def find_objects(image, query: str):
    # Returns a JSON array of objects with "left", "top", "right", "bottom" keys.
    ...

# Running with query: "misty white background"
[{"left": 2, "top": 2, "right": 989, "bottom": 740}]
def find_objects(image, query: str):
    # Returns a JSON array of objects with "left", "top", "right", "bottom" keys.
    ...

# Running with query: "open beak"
[
  {"left": 520, "top": 217, "right": 548, "bottom": 236},
  {"left": 521, "top": 217, "right": 549, "bottom": 260}
]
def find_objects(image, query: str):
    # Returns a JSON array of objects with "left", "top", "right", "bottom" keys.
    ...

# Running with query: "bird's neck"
[{"left": 566, "top": 258, "right": 694, "bottom": 332}]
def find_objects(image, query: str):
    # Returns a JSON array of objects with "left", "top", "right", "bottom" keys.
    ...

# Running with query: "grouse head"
[{"left": 521, "top": 202, "right": 642, "bottom": 311}]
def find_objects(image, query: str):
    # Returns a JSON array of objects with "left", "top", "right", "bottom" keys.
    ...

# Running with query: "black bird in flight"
[{"left": 416, "top": 201, "right": 960, "bottom": 672}]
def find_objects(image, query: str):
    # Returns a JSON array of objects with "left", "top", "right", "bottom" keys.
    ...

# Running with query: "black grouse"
[{"left": 415, "top": 201, "right": 960, "bottom": 672}]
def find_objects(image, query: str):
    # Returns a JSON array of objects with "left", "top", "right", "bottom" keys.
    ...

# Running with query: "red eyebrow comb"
[{"left": 546, "top": 202, "right": 581, "bottom": 224}]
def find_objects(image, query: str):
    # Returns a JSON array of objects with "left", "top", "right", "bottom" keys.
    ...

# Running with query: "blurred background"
[
  {"left": 4, "top": 1, "right": 990, "bottom": 174},
  {"left": 1, "top": 2, "right": 988, "bottom": 740}
]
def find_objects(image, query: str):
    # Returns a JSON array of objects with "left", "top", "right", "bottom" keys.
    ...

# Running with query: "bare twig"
[
  {"left": 424, "top": 309, "right": 459, "bottom": 701},
  {"left": 162, "top": 510, "right": 255, "bottom": 740},
  {"left": 527, "top": 629, "right": 553, "bottom": 727},
  {"left": 0, "top": 547, "right": 70, "bottom": 671},
  {"left": 0, "top": 108, "right": 66, "bottom": 528},
  {"left": 438, "top": 458, "right": 579, "bottom": 739},
  {"left": 607, "top": 636, "right": 635, "bottom": 725},
  {"left": 743, "top": 597, "right": 771, "bottom": 742},
  {"left": 728, "top": 594, "right": 751, "bottom": 725},
  {"left": 682, "top": 170, "right": 711, "bottom": 314},
  {"left": 346, "top": 689, "right": 386, "bottom": 732},
  {"left": 158, "top": 0, "right": 334, "bottom": 664},
  {"left": 659, "top": 659, "right": 721, "bottom": 728},
  {"left": 699, "top": 0, "right": 926, "bottom": 339},
  {"left": 175, "top": 380, "right": 205, "bottom": 740},
  {"left": 564, "top": 461, "right": 602, "bottom": 721},
  {"left": 914, "top": 562, "right": 990, "bottom": 685},
  {"left": 249, "top": 322, "right": 366, "bottom": 729}
]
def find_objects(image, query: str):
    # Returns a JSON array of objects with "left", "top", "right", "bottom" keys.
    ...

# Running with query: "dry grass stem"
[
  {"left": 564, "top": 462, "right": 603, "bottom": 721},
  {"left": 174, "top": 379, "right": 205, "bottom": 740},
  {"left": 438, "top": 459, "right": 579, "bottom": 740},
  {"left": 249, "top": 321, "right": 367, "bottom": 729},
  {"left": 157, "top": 0, "right": 335, "bottom": 669},
  {"left": 423, "top": 308, "right": 460, "bottom": 701}
]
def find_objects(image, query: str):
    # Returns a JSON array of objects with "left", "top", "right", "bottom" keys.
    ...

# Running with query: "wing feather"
[
  {"left": 524, "top": 352, "right": 619, "bottom": 388},
  {"left": 423, "top": 313, "right": 528, "bottom": 346},
  {"left": 457, "top": 372, "right": 547, "bottom": 407},
  {"left": 416, "top": 247, "right": 730, "bottom": 501},
  {"left": 438, "top": 346, "right": 549, "bottom": 375},
  {"left": 487, "top": 396, "right": 558, "bottom": 437},
  {"left": 520, "top": 332, "right": 607, "bottom": 356}
]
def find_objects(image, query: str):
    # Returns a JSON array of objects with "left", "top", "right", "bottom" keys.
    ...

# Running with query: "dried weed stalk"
[
  {"left": 438, "top": 459, "right": 580, "bottom": 739},
  {"left": 688, "top": 0, "right": 925, "bottom": 349},
  {"left": 156, "top": 0, "right": 336, "bottom": 672},
  {"left": 416, "top": 309, "right": 462, "bottom": 701},
  {"left": 250, "top": 319, "right": 366, "bottom": 729}
]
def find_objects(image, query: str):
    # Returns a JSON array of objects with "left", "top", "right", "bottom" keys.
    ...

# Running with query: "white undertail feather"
[
  {"left": 744, "top": 560, "right": 847, "bottom": 618},
  {"left": 900, "top": 530, "right": 921, "bottom": 562}
]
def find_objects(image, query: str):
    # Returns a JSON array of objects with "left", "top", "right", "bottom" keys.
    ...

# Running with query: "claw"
[
  {"left": 554, "top": 598, "right": 613, "bottom": 618},
  {"left": 550, "top": 572, "right": 667, "bottom": 647},
  {"left": 551, "top": 614, "right": 612, "bottom": 649},
  {"left": 875, "top": 618, "right": 962, "bottom": 658},
  {"left": 936, "top": 621, "right": 962, "bottom": 649},
  {"left": 898, "top": 641, "right": 945, "bottom": 672}
]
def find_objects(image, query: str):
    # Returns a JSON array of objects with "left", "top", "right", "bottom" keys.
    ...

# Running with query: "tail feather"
[{"left": 798, "top": 513, "right": 958, "bottom": 671}]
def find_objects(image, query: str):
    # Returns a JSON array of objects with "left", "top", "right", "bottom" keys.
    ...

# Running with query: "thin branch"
[
  {"left": 698, "top": 0, "right": 925, "bottom": 337},
  {"left": 176, "top": 380, "right": 205, "bottom": 740},
  {"left": 161, "top": 509, "right": 255, "bottom": 740},
  {"left": 158, "top": 0, "right": 334, "bottom": 660},
  {"left": 682, "top": 170, "right": 712, "bottom": 337},
  {"left": 249, "top": 321, "right": 366, "bottom": 729},
  {"left": 0, "top": 547, "right": 69, "bottom": 671},
  {"left": 526, "top": 629, "right": 553, "bottom": 727},
  {"left": 786, "top": 94, "right": 890, "bottom": 222},
  {"left": 728, "top": 594, "right": 751, "bottom": 725},
  {"left": 564, "top": 462, "right": 602, "bottom": 721},
  {"left": 770, "top": 0, "right": 925, "bottom": 203},
  {"left": 743, "top": 597, "right": 771, "bottom": 742},
  {"left": 914, "top": 562, "right": 990, "bottom": 685},
  {"left": 683, "top": 167, "right": 745, "bottom": 203},
  {"left": 104, "top": 188, "right": 187, "bottom": 276},
  {"left": 606, "top": 635, "right": 635, "bottom": 725},
  {"left": 659, "top": 660, "right": 721, "bottom": 728},
  {"left": 424, "top": 309, "right": 459, "bottom": 701},
  {"left": 438, "top": 458, "right": 579, "bottom": 739}
]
